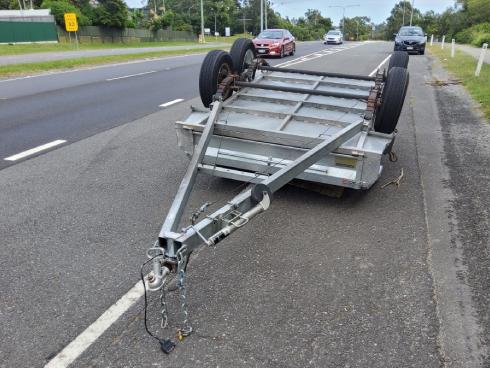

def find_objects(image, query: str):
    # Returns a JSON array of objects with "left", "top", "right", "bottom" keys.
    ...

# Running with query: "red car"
[{"left": 252, "top": 29, "right": 296, "bottom": 58}]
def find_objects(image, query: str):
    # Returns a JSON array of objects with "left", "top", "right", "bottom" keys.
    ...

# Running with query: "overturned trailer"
[{"left": 143, "top": 39, "right": 410, "bottom": 352}]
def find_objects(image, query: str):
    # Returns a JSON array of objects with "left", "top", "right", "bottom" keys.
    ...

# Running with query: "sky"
[
  {"left": 123, "top": 0, "right": 456, "bottom": 26},
  {"left": 271, "top": 0, "right": 456, "bottom": 25}
]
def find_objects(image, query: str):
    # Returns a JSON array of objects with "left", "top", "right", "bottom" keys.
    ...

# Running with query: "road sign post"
[{"left": 64, "top": 13, "right": 79, "bottom": 49}]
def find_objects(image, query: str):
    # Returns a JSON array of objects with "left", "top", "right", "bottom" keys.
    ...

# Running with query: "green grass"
[
  {"left": 428, "top": 45, "right": 490, "bottom": 121},
  {"left": 0, "top": 33, "right": 250, "bottom": 56},
  {"left": 203, "top": 33, "right": 252, "bottom": 43},
  {"left": 0, "top": 40, "right": 210, "bottom": 56},
  {"left": 0, "top": 47, "right": 225, "bottom": 77}
]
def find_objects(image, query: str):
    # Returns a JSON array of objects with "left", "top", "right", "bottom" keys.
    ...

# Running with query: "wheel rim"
[{"left": 242, "top": 49, "right": 254, "bottom": 70}]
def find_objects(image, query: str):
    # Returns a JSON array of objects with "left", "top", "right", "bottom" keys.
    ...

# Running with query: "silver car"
[{"left": 324, "top": 30, "right": 343, "bottom": 45}]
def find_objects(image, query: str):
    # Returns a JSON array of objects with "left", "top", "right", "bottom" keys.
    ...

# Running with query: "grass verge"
[
  {"left": 0, "top": 41, "right": 201, "bottom": 55},
  {"left": 0, "top": 47, "right": 226, "bottom": 78},
  {"left": 0, "top": 34, "right": 250, "bottom": 56},
  {"left": 428, "top": 45, "right": 490, "bottom": 121}
]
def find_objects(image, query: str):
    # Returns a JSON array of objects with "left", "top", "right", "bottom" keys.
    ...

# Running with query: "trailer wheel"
[
  {"left": 388, "top": 51, "right": 409, "bottom": 71},
  {"left": 199, "top": 50, "right": 234, "bottom": 108},
  {"left": 230, "top": 38, "right": 256, "bottom": 75},
  {"left": 374, "top": 67, "right": 409, "bottom": 134}
]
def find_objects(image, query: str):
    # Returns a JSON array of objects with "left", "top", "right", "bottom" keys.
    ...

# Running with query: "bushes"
[
  {"left": 41, "top": 0, "right": 90, "bottom": 26},
  {"left": 456, "top": 23, "right": 490, "bottom": 47}
]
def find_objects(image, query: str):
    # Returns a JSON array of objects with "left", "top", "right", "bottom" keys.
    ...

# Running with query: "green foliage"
[
  {"left": 342, "top": 16, "right": 372, "bottom": 41},
  {"left": 41, "top": 0, "right": 90, "bottom": 26},
  {"left": 458, "top": 23, "right": 490, "bottom": 46},
  {"left": 93, "top": 0, "right": 128, "bottom": 28},
  {"left": 385, "top": 1, "right": 423, "bottom": 39}
]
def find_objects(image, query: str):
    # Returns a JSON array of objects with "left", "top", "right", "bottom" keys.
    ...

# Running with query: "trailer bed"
[{"left": 176, "top": 67, "right": 393, "bottom": 190}]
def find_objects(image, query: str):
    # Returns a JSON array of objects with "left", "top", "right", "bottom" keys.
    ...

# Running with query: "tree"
[
  {"left": 41, "top": 0, "right": 90, "bottom": 25},
  {"left": 94, "top": 0, "right": 128, "bottom": 28},
  {"left": 342, "top": 16, "right": 371, "bottom": 40},
  {"left": 385, "top": 1, "right": 422, "bottom": 38}
]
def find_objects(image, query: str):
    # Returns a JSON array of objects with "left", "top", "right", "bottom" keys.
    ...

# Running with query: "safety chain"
[
  {"left": 159, "top": 278, "right": 169, "bottom": 329},
  {"left": 176, "top": 246, "right": 192, "bottom": 340}
]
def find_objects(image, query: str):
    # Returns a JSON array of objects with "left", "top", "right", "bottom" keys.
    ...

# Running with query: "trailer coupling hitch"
[{"left": 146, "top": 248, "right": 172, "bottom": 291}]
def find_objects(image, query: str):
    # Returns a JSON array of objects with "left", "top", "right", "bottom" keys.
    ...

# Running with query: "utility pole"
[
  {"left": 410, "top": 0, "right": 415, "bottom": 26},
  {"left": 264, "top": 0, "right": 268, "bottom": 30},
  {"left": 260, "top": 0, "right": 264, "bottom": 33},
  {"left": 241, "top": 12, "right": 251, "bottom": 35},
  {"left": 402, "top": 1, "right": 406, "bottom": 26},
  {"left": 328, "top": 4, "right": 359, "bottom": 37},
  {"left": 200, "top": 0, "right": 204, "bottom": 42}
]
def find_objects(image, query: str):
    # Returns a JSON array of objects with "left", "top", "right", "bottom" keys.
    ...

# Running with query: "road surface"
[{"left": 0, "top": 41, "right": 488, "bottom": 368}]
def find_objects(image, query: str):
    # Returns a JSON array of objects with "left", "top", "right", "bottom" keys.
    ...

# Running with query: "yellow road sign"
[{"left": 64, "top": 13, "right": 78, "bottom": 32}]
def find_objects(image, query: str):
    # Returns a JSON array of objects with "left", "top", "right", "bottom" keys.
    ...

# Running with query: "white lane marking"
[
  {"left": 44, "top": 280, "right": 145, "bottom": 368},
  {"left": 0, "top": 53, "right": 208, "bottom": 83},
  {"left": 4, "top": 140, "right": 67, "bottom": 161},
  {"left": 106, "top": 70, "right": 157, "bottom": 81},
  {"left": 275, "top": 43, "right": 364, "bottom": 68},
  {"left": 369, "top": 54, "right": 392, "bottom": 77},
  {"left": 159, "top": 98, "right": 184, "bottom": 108},
  {"left": 43, "top": 42, "right": 383, "bottom": 368}
]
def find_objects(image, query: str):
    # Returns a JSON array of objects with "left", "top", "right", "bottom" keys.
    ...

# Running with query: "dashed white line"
[
  {"left": 44, "top": 279, "right": 145, "bottom": 368},
  {"left": 275, "top": 43, "right": 364, "bottom": 68},
  {"left": 4, "top": 140, "right": 67, "bottom": 161},
  {"left": 0, "top": 53, "right": 208, "bottom": 84},
  {"left": 369, "top": 54, "right": 392, "bottom": 76},
  {"left": 106, "top": 70, "right": 157, "bottom": 81},
  {"left": 159, "top": 98, "right": 184, "bottom": 107}
]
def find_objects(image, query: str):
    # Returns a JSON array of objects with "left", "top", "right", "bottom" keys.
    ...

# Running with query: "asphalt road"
[
  {"left": 0, "top": 41, "right": 352, "bottom": 170},
  {"left": 0, "top": 41, "right": 488, "bottom": 367},
  {"left": 0, "top": 42, "right": 229, "bottom": 65}
]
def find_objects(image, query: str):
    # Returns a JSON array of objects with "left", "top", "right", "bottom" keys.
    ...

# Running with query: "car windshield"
[
  {"left": 398, "top": 28, "right": 424, "bottom": 36},
  {"left": 257, "top": 31, "right": 283, "bottom": 39},
  {"left": 327, "top": 31, "right": 340, "bottom": 35}
]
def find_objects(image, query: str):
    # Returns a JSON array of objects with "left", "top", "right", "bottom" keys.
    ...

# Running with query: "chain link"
[
  {"left": 176, "top": 247, "right": 193, "bottom": 339},
  {"left": 159, "top": 279, "right": 169, "bottom": 329}
]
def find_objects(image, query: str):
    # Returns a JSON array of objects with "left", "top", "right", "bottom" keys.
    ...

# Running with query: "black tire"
[
  {"left": 388, "top": 51, "right": 409, "bottom": 71},
  {"left": 290, "top": 44, "right": 295, "bottom": 56},
  {"left": 229, "top": 38, "right": 256, "bottom": 74},
  {"left": 199, "top": 50, "right": 233, "bottom": 108},
  {"left": 280, "top": 46, "right": 284, "bottom": 58},
  {"left": 374, "top": 67, "right": 409, "bottom": 134},
  {"left": 420, "top": 48, "right": 425, "bottom": 55}
]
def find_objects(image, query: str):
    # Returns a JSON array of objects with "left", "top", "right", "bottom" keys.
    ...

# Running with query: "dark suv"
[{"left": 394, "top": 26, "right": 426, "bottom": 54}]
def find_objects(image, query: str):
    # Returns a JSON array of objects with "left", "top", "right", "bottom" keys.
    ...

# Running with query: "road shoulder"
[{"left": 411, "top": 54, "right": 489, "bottom": 366}]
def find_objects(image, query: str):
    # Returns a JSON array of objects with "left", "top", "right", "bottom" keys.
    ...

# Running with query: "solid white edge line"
[
  {"left": 106, "top": 70, "right": 157, "bottom": 81},
  {"left": 159, "top": 98, "right": 184, "bottom": 108},
  {"left": 4, "top": 140, "right": 67, "bottom": 161},
  {"left": 44, "top": 280, "right": 145, "bottom": 368},
  {"left": 369, "top": 54, "right": 392, "bottom": 77}
]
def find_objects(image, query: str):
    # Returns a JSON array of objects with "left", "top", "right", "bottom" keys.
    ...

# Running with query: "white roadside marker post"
[
  {"left": 451, "top": 39, "right": 455, "bottom": 58},
  {"left": 475, "top": 43, "right": 488, "bottom": 77},
  {"left": 430, "top": 34, "right": 434, "bottom": 46},
  {"left": 441, "top": 35, "right": 445, "bottom": 49}
]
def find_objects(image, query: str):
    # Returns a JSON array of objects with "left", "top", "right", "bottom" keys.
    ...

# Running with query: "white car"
[{"left": 324, "top": 30, "right": 343, "bottom": 45}]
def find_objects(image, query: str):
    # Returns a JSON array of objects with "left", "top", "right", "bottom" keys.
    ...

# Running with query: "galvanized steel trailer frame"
[{"left": 152, "top": 65, "right": 394, "bottom": 265}]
